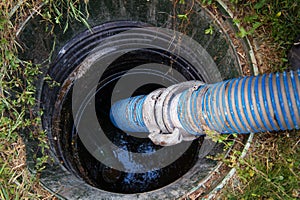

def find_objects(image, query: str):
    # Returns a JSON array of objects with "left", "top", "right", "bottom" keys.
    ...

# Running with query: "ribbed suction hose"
[{"left": 110, "top": 70, "right": 300, "bottom": 146}]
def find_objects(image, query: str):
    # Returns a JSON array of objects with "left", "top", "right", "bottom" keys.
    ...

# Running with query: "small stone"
[{"left": 288, "top": 36, "right": 300, "bottom": 70}]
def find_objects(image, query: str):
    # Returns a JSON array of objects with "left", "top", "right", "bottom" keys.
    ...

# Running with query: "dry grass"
[
  {"left": 1, "top": 0, "right": 89, "bottom": 198},
  {"left": 0, "top": 0, "right": 56, "bottom": 199},
  {"left": 223, "top": 131, "right": 300, "bottom": 199},
  {"left": 0, "top": 137, "right": 57, "bottom": 199}
]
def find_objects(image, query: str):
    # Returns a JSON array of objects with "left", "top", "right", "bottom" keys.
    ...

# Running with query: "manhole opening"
[{"left": 42, "top": 21, "right": 226, "bottom": 194}]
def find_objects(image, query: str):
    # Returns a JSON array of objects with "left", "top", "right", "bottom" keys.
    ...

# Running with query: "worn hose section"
[{"left": 110, "top": 70, "right": 300, "bottom": 145}]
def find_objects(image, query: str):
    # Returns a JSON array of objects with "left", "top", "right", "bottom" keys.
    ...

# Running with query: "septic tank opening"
[
  {"left": 52, "top": 45, "right": 206, "bottom": 193},
  {"left": 18, "top": 1, "right": 256, "bottom": 198},
  {"left": 42, "top": 20, "right": 241, "bottom": 194}
]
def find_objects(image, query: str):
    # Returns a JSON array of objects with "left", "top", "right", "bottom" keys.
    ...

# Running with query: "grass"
[
  {"left": 0, "top": 0, "right": 88, "bottom": 199},
  {"left": 222, "top": 131, "right": 300, "bottom": 199},
  {"left": 0, "top": 0, "right": 299, "bottom": 199},
  {"left": 229, "top": 0, "right": 300, "bottom": 72},
  {"left": 0, "top": 1, "right": 52, "bottom": 198}
]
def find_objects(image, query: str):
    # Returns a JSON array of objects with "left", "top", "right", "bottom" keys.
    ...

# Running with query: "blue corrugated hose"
[
  {"left": 110, "top": 95, "right": 148, "bottom": 132},
  {"left": 110, "top": 70, "right": 300, "bottom": 136}
]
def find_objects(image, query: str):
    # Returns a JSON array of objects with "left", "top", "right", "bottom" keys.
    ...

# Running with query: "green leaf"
[
  {"left": 0, "top": 184, "right": 9, "bottom": 200},
  {"left": 251, "top": 193, "right": 260, "bottom": 197},
  {"left": 177, "top": 14, "right": 188, "bottom": 20},
  {"left": 232, "top": 18, "right": 240, "bottom": 25},
  {"left": 63, "top": 21, "right": 69, "bottom": 33},
  {"left": 53, "top": 4, "right": 61, "bottom": 16},
  {"left": 179, "top": 0, "right": 185, "bottom": 4},
  {"left": 253, "top": 21, "right": 262, "bottom": 29},
  {"left": 254, "top": 0, "right": 266, "bottom": 10},
  {"left": 249, "top": 169, "right": 255, "bottom": 177},
  {"left": 278, "top": 176, "right": 284, "bottom": 181},
  {"left": 55, "top": 14, "right": 62, "bottom": 24},
  {"left": 244, "top": 14, "right": 258, "bottom": 23},
  {"left": 238, "top": 27, "right": 248, "bottom": 38},
  {"left": 78, "top": 15, "right": 91, "bottom": 30},
  {"left": 1, "top": 38, "right": 8, "bottom": 45},
  {"left": 276, "top": 11, "right": 282, "bottom": 17},
  {"left": 205, "top": 25, "right": 214, "bottom": 35}
]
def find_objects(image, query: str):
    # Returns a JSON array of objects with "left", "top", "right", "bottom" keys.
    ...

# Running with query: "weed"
[
  {"left": 224, "top": 131, "right": 300, "bottom": 199},
  {"left": 201, "top": 0, "right": 214, "bottom": 5},
  {"left": 43, "top": 74, "right": 60, "bottom": 88},
  {"left": 0, "top": 0, "right": 89, "bottom": 199},
  {"left": 205, "top": 25, "right": 214, "bottom": 35},
  {"left": 231, "top": 0, "right": 300, "bottom": 71},
  {"left": 177, "top": 13, "right": 189, "bottom": 20},
  {"left": 44, "top": 0, "right": 90, "bottom": 33}
]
